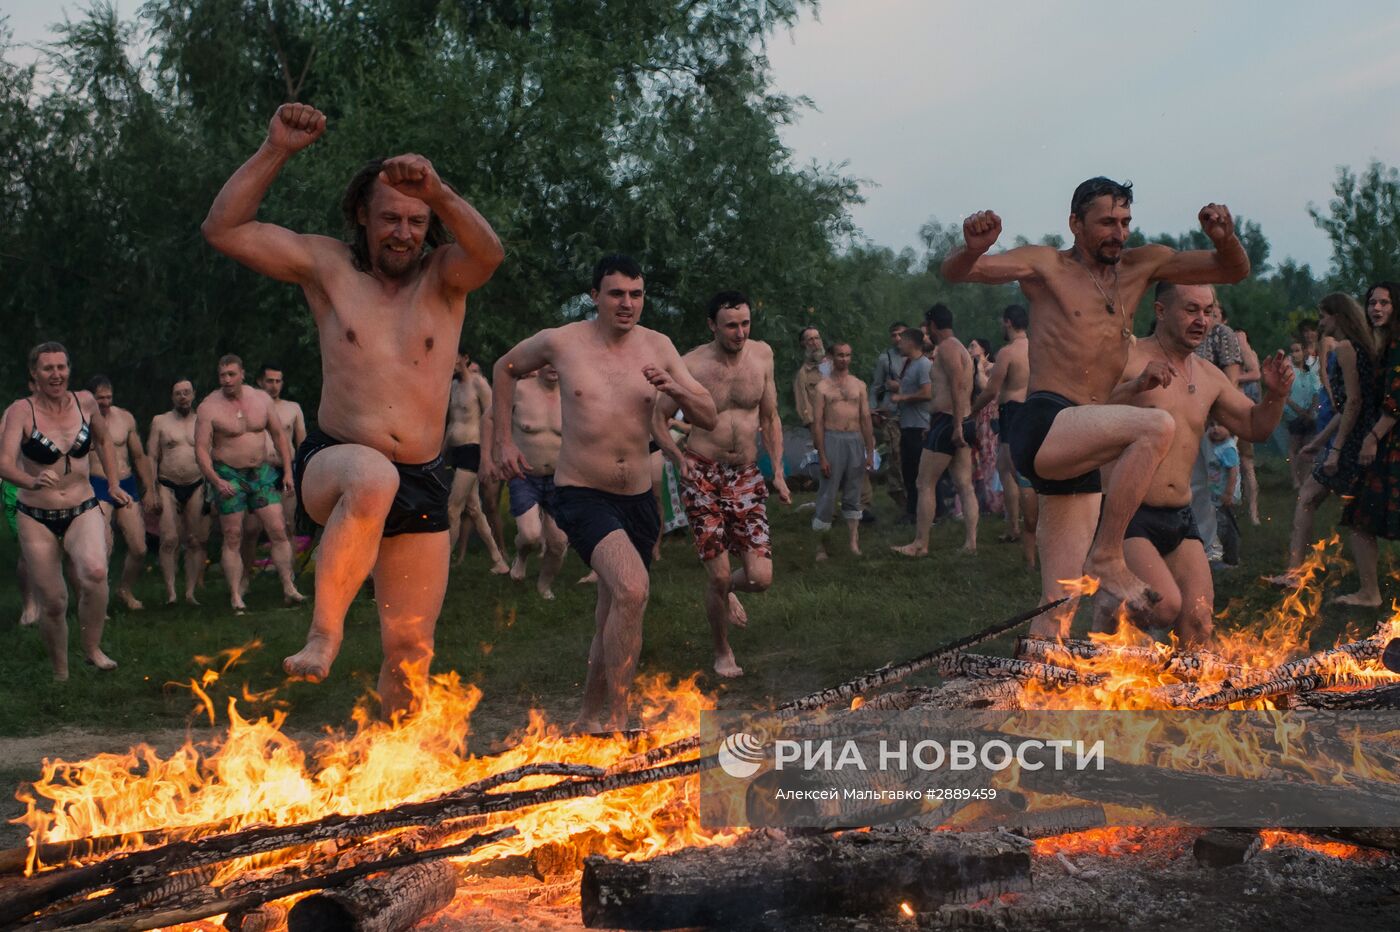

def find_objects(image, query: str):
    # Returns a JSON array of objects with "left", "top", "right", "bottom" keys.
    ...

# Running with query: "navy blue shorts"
[
  {"left": 924, "top": 412, "right": 976, "bottom": 455},
  {"left": 509, "top": 474, "right": 556, "bottom": 518},
  {"left": 92, "top": 474, "right": 140, "bottom": 505},
  {"left": 550, "top": 485, "right": 659, "bottom": 569}
]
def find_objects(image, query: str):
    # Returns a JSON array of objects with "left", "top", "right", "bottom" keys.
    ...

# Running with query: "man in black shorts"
[
  {"left": 1109, "top": 282, "right": 1290, "bottom": 645},
  {"left": 202, "top": 103, "right": 504, "bottom": 715},
  {"left": 941, "top": 178, "right": 1251, "bottom": 635},
  {"left": 893, "top": 304, "right": 978, "bottom": 556},
  {"left": 493, "top": 255, "right": 716, "bottom": 732}
]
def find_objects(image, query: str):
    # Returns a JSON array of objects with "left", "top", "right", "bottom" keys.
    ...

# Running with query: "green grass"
[{"left": 0, "top": 456, "right": 1386, "bottom": 749}]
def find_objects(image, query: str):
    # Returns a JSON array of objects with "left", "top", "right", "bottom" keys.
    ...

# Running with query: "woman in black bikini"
[{"left": 0, "top": 342, "right": 129, "bottom": 679}]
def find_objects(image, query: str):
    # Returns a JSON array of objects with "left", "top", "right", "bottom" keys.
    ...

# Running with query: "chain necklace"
[
  {"left": 1075, "top": 252, "right": 1132, "bottom": 339},
  {"left": 1151, "top": 337, "right": 1198, "bottom": 394}
]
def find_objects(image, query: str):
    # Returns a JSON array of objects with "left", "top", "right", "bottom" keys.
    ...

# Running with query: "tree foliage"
[{"left": 1310, "top": 160, "right": 1400, "bottom": 294}]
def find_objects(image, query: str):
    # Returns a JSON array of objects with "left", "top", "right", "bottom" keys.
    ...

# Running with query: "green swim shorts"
[
  {"left": 2, "top": 481, "right": 17, "bottom": 537},
  {"left": 211, "top": 461, "right": 281, "bottom": 515}
]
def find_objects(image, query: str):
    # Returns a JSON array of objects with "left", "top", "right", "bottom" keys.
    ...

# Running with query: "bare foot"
[
  {"left": 960, "top": 544, "right": 977, "bottom": 555},
  {"left": 1333, "top": 592, "right": 1383, "bottom": 608},
  {"left": 1083, "top": 552, "right": 1160, "bottom": 615},
  {"left": 815, "top": 548, "right": 829, "bottom": 563},
  {"left": 509, "top": 557, "right": 528, "bottom": 582},
  {"left": 84, "top": 651, "right": 118, "bottom": 671},
  {"left": 891, "top": 543, "right": 927, "bottom": 558},
  {"left": 1265, "top": 572, "right": 1302, "bottom": 589},
  {"left": 164, "top": 590, "right": 178, "bottom": 606},
  {"left": 998, "top": 532, "right": 1020, "bottom": 543},
  {"left": 283, "top": 588, "right": 307, "bottom": 606},
  {"left": 490, "top": 560, "right": 511, "bottom": 575},
  {"left": 184, "top": 593, "right": 200, "bottom": 606},
  {"left": 850, "top": 542, "right": 862, "bottom": 556},
  {"left": 578, "top": 571, "right": 598, "bottom": 585},
  {"left": 538, "top": 585, "right": 556, "bottom": 601},
  {"left": 570, "top": 718, "right": 609, "bottom": 736},
  {"left": 714, "top": 650, "right": 744, "bottom": 678},
  {"left": 116, "top": 589, "right": 144, "bottom": 611},
  {"left": 451, "top": 550, "right": 465, "bottom": 568},
  {"left": 18, "top": 607, "right": 38, "bottom": 627},
  {"left": 728, "top": 592, "right": 748, "bottom": 629},
  {"left": 283, "top": 632, "right": 341, "bottom": 682},
  {"left": 230, "top": 596, "right": 248, "bottom": 615}
]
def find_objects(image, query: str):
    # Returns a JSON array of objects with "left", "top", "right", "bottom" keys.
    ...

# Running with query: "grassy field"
[{"left": 0, "top": 456, "right": 1388, "bottom": 754}]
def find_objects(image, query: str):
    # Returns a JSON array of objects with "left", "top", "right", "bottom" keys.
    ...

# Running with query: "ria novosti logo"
[{"left": 717, "top": 732, "right": 766, "bottom": 778}]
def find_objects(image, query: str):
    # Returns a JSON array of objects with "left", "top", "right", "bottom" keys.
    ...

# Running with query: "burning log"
[
  {"left": 1014, "top": 636, "right": 1249, "bottom": 681},
  {"left": 285, "top": 860, "right": 457, "bottom": 932},
  {"left": 579, "top": 830, "right": 1031, "bottom": 929},
  {"left": 224, "top": 903, "right": 287, "bottom": 932},
  {"left": 1007, "top": 804, "right": 1107, "bottom": 839},
  {"left": 1, "top": 759, "right": 708, "bottom": 928},
  {"left": 1186, "top": 672, "right": 1372, "bottom": 709},
  {"left": 1283, "top": 682, "right": 1400, "bottom": 709},
  {"left": 1322, "top": 827, "right": 1400, "bottom": 852},
  {"left": 0, "top": 819, "right": 242, "bottom": 876},
  {"left": 936, "top": 652, "right": 1103, "bottom": 687},
  {"left": 18, "top": 827, "right": 514, "bottom": 932}
]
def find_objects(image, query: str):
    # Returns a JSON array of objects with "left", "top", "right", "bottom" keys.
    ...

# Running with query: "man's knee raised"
[
  {"left": 1140, "top": 408, "right": 1175, "bottom": 450},
  {"left": 747, "top": 563, "right": 774, "bottom": 591},
  {"left": 345, "top": 460, "right": 400, "bottom": 517}
]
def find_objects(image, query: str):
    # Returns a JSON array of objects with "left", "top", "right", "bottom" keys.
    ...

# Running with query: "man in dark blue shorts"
[
  {"left": 493, "top": 255, "right": 717, "bottom": 733},
  {"left": 893, "top": 304, "right": 978, "bottom": 557},
  {"left": 942, "top": 177, "right": 1251, "bottom": 636}
]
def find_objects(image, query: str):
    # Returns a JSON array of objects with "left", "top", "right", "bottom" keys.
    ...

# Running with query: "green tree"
[{"left": 1310, "top": 161, "right": 1400, "bottom": 293}]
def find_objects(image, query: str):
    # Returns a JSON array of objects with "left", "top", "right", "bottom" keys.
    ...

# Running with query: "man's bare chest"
[{"left": 699, "top": 365, "right": 763, "bottom": 412}]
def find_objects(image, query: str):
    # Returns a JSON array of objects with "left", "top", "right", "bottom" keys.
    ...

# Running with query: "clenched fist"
[
  {"left": 1197, "top": 203, "right": 1236, "bottom": 247},
  {"left": 378, "top": 154, "right": 446, "bottom": 204},
  {"left": 962, "top": 210, "right": 1003, "bottom": 254},
  {"left": 267, "top": 103, "right": 326, "bottom": 154}
]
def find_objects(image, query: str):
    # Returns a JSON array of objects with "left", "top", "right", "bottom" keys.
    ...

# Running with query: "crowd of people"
[{"left": 4, "top": 101, "right": 1392, "bottom": 731}]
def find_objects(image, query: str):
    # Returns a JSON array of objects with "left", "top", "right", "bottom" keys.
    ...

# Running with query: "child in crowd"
[{"left": 1207, "top": 422, "right": 1242, "bottom": 567}]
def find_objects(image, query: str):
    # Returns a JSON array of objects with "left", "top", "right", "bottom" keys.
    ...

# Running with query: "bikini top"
[{"left": 20, "top": 394, "right": 92, "bottom": 470}]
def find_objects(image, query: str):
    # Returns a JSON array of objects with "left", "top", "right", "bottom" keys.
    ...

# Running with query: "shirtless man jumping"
[
  {"left": 1111, "top": 283, "right": 1290, "bottom": 645},
  {"left": 447, "top": 350, "right": 509, "bottom": 574},
  {"left": 973, "top": 305, "right": 1034, "bottom": 561},
  {"left": 88, "top": 376, "right": 155, "bottom": 610},
  {"left": 195, "top": 355, "right": 302, "bottom": 612},
  {"left": 493, "top": 255, "right": 717, "bottom": 732},
  {"left": 893, "top": 303, "right": 978, "bottom": 557},
  {"left": 148, "top": 378, "right": 210, "bottom": 605},
  {"left": 812, "top": 343, "right": 874, "bottom": 560},
  {"left": 654, "top": 290, "right": 791, "bottom": 679},
  {"left": 202, "top": 103, "right": 503, "bottom": 715},
  {"left": 942, "top": 177, "right": 1249, "bottom": 635},
  {"left": 506, "top": 365, "right": 567, "bottom": 599}
]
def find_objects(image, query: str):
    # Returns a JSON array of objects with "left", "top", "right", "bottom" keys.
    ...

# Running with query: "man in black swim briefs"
[
  {"left": 493, "top": 255, "right": 717, "bottom": 733},
  {"left": 941, "top": 177, "right": 1251, "bottom": 636},
  {"left": 1109, "top": 282, "right": 1290, "bottom": 646},
  {"left": 148, "top": 378, "right": 211, "bottom": 605},
  {"left": 202, "top": 102, "right": 504, "bottom": 715}
]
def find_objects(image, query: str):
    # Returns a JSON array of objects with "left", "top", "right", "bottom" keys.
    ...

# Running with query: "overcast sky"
[{"left": 8, "top": 0, "right": 1399, "bottom": 270}]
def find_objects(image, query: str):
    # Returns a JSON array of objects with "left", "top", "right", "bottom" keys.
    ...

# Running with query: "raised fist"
[
  {"left": 1261, "top": 350, "right": 1295, "bottom": 398},
  {"left": 963, "top": 210, "right": 1003, "bottom": 254},
  {"left": 378, "top": 154, "right": 445, "bottom": 203},
  {"left": 1198, "top": 203, "right": 1236, "bottom": 246},
  {"left": 267, "top": 103, "right": 326, "bottom": 154}
]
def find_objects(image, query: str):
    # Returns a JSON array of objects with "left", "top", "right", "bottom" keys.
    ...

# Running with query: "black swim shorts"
[
  {"left": 1125, "top": 503, "right": 1201, "bottom": 557},
  {"left": 998, "top": 400, "right": 1024, "bottom": 440},
  {"left": 1008, "top": 391, "right": 1102, "bottom": 495},
  {"left": 449, "top": 443, "right": 481, "bottom": 472},
  {"left": 550, "top": 484, "right": 660, "bottom": 569},
  {"left": 923, "top": 412, "right": 976, "bottom": 455},
  {"left": 293, "top": 428, "right": 451, "bottom": 537}
]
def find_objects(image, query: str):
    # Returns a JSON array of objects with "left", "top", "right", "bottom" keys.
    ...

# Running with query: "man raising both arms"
[
  {"left": 506, "top": 365, "right": 568, "bottom": 599},
  {"left": 493, "top": 255, "right": 717, "bottom": 732},
  {"left": 148, "top": 378, "right": 210, "bottom": 605},
  {"left": 446, "top": 349, "right": 509, "bottom": 574},
  {"left": 654, "top": 290, "right": 791, "bottom": 679},
  {"left": 1111, "top": 283, "right": 1290, "bottom": 645},
  {"left": 942, "top": 178, "right": 1249, "bottom": 635},
  {"left": 195, "top": 356, "right": 303, "bottom": 612},
  {"left": 202, "top": 103, "right": 503, "bottom": 715}
]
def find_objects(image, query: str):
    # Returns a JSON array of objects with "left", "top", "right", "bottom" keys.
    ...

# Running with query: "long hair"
[
  {"left": 1318, "top": 292, "right": 1376, "bottom": 361},
  {"left": 1365, "top": 280, "right": 1400, "bottom": 350},
  {"left": 340, "top": 159, "right": 450, "bottom": 272}
]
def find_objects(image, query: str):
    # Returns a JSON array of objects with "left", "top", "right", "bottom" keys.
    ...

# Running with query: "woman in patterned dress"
[
  {"left": 1337, "top": 282, "right": 1400, "bottom": 606},
  {"left": 968, "top": 339, "right": 1003, "bottom": 518},
  {"left": 1272, "top": 293, "right": 1380, "bottom": 585}
]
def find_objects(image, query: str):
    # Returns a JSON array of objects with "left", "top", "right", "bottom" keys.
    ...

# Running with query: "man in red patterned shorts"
[{"left": 655, "top": 291, "right": 790, "bottom": 678}]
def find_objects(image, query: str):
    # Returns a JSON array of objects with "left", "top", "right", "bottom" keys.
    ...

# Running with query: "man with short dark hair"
[
  {"left": 871, "top": 322, "right": 909, "bottom": 507},
  {"left": 493, "top": 255, "right": 717, "bottom": 732},
  {"left": 894, "top": 304, "right": 978, "bottom": 556},
  {"left": 446, "top": 350, "right": 509, "bottom": 574},
  {"left": 148, "top": 378, "right": 210, "bottom": 605},
  {"left": 88, "top": 376, "right": 155, "bottom": 611},
  {"left": 256, "top": 363, "right": 307, "bottom": 532},
  {"left": 655, "top": 290, "right": 789, "bottom": 679},
  {"left": 941, "top": 176, "right": 1249, "bottom": 634},
  {"left": 202, "top": 103, "right": 503, "bottom": 714},
  {"left": 973, "top": 304, "right": 1034, "bottom": 559},
  {"left": 196, "top": 357, "right": 303, "bottom": 612},
  {"left": 812, "top": 342, "right": 873, "bottom": 560},
  {"left": 506, "top": 364, "right": 567, "bottom": 599},
  {"left": 888, "top": 326, "right": 931, "bottom": 524},
  {"left": 1111, "top": 282, "right": 1290, "bottom": 645}
]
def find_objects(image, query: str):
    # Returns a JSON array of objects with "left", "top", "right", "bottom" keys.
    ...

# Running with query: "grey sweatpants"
[{"left": 813, "top": 431, "right": 866, "bottom": 530}]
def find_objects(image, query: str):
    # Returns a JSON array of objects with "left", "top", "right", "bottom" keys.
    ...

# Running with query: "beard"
[
  {"left": 376, "top": 243, "right": 423, "bottom": 278},
  {"left": 1094, "top": 242, "right": 1124, "bottom": 265}
]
